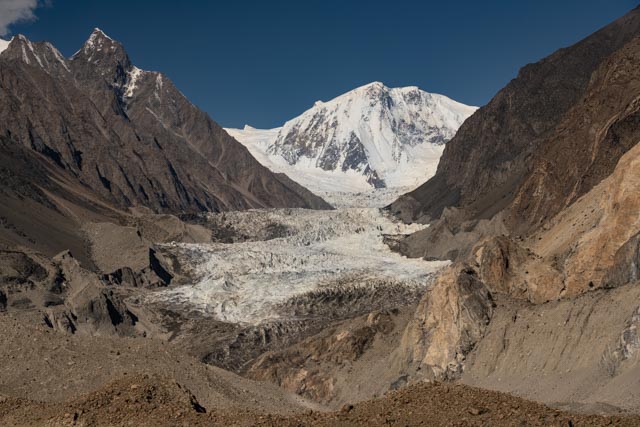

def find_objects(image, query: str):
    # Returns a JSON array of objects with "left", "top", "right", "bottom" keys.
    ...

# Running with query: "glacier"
[
  {"left": 145, "top": 82, "right": 471, "bottom": 325},
  {"left": 146, "top": 207, "right": 449, "bottom": 325}
]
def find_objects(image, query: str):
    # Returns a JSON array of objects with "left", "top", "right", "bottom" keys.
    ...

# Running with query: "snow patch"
[
  {"left": 124, "top": 66, "right": 144, "bottom": 98},
  {"left": 154, "top": 73, "right": 163, "bottom": 101}
]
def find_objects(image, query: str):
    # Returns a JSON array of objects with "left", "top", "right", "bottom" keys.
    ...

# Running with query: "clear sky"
[{"left": 4, "top": 0, "right": 638, "bottom": 128}]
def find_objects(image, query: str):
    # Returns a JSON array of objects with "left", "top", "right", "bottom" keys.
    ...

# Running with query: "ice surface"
[
  {"left": 148, "top": 207, "right": 449, "bottom": 325},
  {"left": 316, "top": 187, "right": 417, "bottom": 209}
]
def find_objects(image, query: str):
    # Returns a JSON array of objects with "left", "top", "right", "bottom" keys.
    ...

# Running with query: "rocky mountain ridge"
[{"left": 0, "top": 28, "right": 330, "bottom": 262}]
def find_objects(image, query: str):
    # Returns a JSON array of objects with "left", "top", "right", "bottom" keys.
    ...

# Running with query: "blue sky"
[{"left": 5, "top": 0, "right": 638, "bottom": 128}]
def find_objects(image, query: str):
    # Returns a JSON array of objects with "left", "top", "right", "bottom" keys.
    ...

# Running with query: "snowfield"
[{"left": 148, "top": 207, "right": 449, "bottom": 325}]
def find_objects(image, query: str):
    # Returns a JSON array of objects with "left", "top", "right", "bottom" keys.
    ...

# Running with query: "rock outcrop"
[
  {"left": 394, "top": 266, "right": 494, "bottom": 381},
  {"left": 0, "top": 247, "right": 168, "bottom": 337}
]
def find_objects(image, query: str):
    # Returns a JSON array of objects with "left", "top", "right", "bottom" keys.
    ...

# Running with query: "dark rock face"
[
  {"left": 508, "top": 36, "right": 640, "bottom": 233},
  {"left": 390, "top": 7, "right": 640, "bottom": 260},
  {"left": 0, "top": 29, "right": 330, "bottom": 260},
  {"left": 391, "top": 7, "right": 640, "bottom": 225}
]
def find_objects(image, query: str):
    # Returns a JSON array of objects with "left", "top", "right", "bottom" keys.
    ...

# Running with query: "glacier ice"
[{"left": 147, "top": 207, "right": 449, "bottom": 325}]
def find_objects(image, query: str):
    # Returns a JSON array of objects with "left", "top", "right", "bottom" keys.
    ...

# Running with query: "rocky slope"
[
  {"left": 2, "top": 373, "right": 638, "bottom": 426},
  {"left": 346, "top": 4, "right": 640, "bottom": 414},
  {"left": 0, "top": 313, "right": 315, "bottom": 417},
  {"left": 0, "top": 29, "right": 330, "bottom": 263},
  {"left": 390, "top": 7, "right": 640, "bottom": 263},
  {"left": 227, "top": 82, "right": 476, "bottom": 193},
  {"left": 390, "top": 6, "right": 640, "bottom": 225}
]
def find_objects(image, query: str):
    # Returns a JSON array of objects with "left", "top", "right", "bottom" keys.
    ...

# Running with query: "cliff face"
[
  {"left": 391, "top": 8, "right": 640, "bottom": 264},
  {"left": 390, "top": 7, "right": 640, "bottom": 226}
]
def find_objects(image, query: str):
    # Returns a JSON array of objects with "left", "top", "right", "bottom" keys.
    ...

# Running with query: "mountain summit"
[{"left": 227, "top": 82, "right": 476, "bottom": 193}]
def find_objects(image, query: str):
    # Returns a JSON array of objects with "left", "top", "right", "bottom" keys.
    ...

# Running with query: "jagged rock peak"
[
  {"left": 72, "top": 28, "right": 130, "bottom": 70},
  {"left": 70, "top": 27, "right": 134, "bottom": 90},
  {"left": 77, "top": 28, "right": 120, "bottom": 55},
  {"left": 0, "top": 34, "right": 70, "bottom": 74}
]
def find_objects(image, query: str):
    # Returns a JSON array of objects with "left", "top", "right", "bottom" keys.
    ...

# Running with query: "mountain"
[
  {"left": 390, "top": 8, "right": 640, "bottom": 226},
  {"left": 226, "top": 82, "right": 476, "bottom": 193},
  {"left": 0, "top": 29, "right": 330, "bottom": 263},
  {"left": 6, "top": 8, "right": 640, "bottom": 424},
  {"left": 389, "top": 6, "right": 640, "bottom": 261}
]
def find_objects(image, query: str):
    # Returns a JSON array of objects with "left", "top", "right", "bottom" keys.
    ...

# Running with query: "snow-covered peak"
[
  {"left": 227, "top": 82, "right": 477, "bottom": 194},
  {"left": 353, "top": 81, "right": 384, "bottom": 89}
]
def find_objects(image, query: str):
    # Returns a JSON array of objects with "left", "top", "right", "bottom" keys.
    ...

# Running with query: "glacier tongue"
[{"left": 147, "top": 207, "right": 449, "bottom": 325}]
